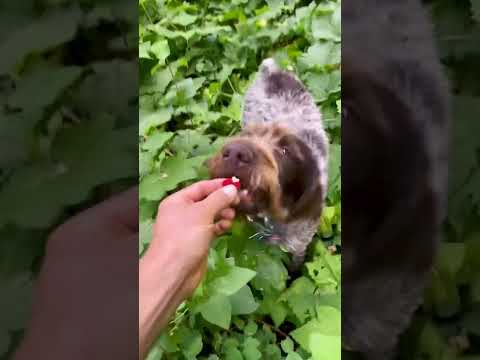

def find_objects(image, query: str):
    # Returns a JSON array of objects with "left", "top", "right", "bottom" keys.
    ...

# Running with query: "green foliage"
[
  {"left": 396, "top": 1, "right": 480, "bottom": 359},
  {"left": 0, "top": 1, "right": 137, "bottom": 358},
  {"left": 139, "top": 0, "right": 341, "bottom": 359}
]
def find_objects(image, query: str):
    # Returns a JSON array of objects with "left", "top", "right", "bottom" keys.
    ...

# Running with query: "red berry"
[{"left": 222, "top": 177, "right": 241, "bottom": 189}]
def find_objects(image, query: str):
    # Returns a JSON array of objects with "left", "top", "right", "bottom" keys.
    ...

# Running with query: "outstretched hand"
[{"left": 139, "top": 179, "right": 239, "bottom": 358}]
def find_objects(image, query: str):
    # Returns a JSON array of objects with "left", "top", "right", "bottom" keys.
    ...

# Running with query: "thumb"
[{"left": 200, "top": 184, "right": 238, "bottom": 218}]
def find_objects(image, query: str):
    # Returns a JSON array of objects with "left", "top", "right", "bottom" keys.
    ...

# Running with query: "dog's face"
[{"left": 207, "top": 122, "right": 323, "bottom": 222}]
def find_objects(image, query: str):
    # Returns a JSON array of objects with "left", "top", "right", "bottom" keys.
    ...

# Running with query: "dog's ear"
[{"left": 277, "top": 135, "right": 324, "bottom": 220}]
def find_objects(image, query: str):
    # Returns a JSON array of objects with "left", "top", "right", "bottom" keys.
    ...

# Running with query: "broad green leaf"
[
  {"left": 230, "top": 286, "right": 259, "bottom": 315},
  {"left": 181, "top": 329, "right": 203, "bottom": 359},
  {"left": 142, "top": 131, "right": 174, "bottom": 152},
  {"left": 198, "top": 294, "right": 232, "bottom": 329},
  {"left": 282, "top": 277, "right": 316, "bottom": 323},
  {"left": 170, "top": 130, "right": 213, "bottom": 156},
  {"left": 290, "top": 307, "right": 340, "bottom": 357},
  {"left": 264, "top": 344, "right": 282, "bottom": 359},
  {"left": 286, "top": 353, "right": 303, "bottom": 360},
  {"left": 298, "top": 43, "right": 340, "bottom": 70},
  {"left": 243, "top": 320, "right": 258, "bottom": 336},
  {"left": 8, "top": 66, "right": 83, "bottom": 111},
  {"left": 242, "top": 337, "right": 262, "bottom": 360},
  {"left": 139, "top": 153, "right": 207, "bottom": 201},
  {"left": 150, "top": 40, "right": 170, "bottom": 65},
  {"left": 0, "top": 7, "right": 82, "bottom": 73},
  {"left": 140, "top": 108, "right": 173, "bottom": 136},
  {"left": 0, "top": 119, "right": 136, "bottom": 228},
  {"left": 139, "top": 41, "right": 152, "bottom": 59},
  {"left": 312, "top": 13, "right": 340, "bottom": 41},
  {"left": 171, "top": 13, "right": 198, "bottom": 26},
  {"left": 251, "top": 253, "right": 288, "bottom": 292},
  {"left": 210, "top": 266, "right": 257, "bottom": 296},
  {"left": 225, "top": 347, "right": 243, "bottom": 360},
  {"left": 281, "top": 337, "right": 295, "bottom": 354}
]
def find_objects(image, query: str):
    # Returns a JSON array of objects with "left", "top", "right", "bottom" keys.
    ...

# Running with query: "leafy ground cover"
[
  {"left": 139, "top": 0, "right": 341, "bottom": 359},
  {"left": 396, "top": 1, "right": 480, "bottom": 359}
]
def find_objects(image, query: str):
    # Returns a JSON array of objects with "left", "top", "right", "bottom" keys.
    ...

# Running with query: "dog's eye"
[{"left": 281, "top": 147, "right": 289, "bottom": 155}]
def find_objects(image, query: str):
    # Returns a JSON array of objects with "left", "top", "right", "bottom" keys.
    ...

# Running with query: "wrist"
[{"left": 139, "top": 249, "right": 188, "bottom": 359}]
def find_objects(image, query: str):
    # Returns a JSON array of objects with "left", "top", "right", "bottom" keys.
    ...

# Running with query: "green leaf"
[
  {"left": 139, "top": 108, "right": 173, "bottom": 136},
  {"left": 171, "top": 13, "right": 198, "bottom": 26},
  {"left": 282, "top": 277, "right": 316, "bottom": 323},
  {"left": 0, "top": 119, "right": 137, "bottom": 228},
  {"left": 225, "top": 346, "right": 243, "bottom": 360},
  {"left": 181, "top": 329, "right": 203, "bottom": 359},
  {"left": 261, "top": 297, "right": 289, "bottom": 327},
  {"left": 264, "top": 344, "right": 282, "bottom": 359},
  {"left": 142, "top": 131, "right": 174, "bottom": 152},
  {"left": 285, "top": 353, "right": 303, "bottom": 360},
  {"left": 230, "top": 286, "right": 259, "bottom": 315},
  {"left": 150, "top": 40, "right": 170, "bottom": 65},
  {"left": 139, "top": 41, "right": 152, "bottom": 59},
  {"left": 198, "top": 294, "right": 232, "bottom": 329},
  {"left": 8, "top": 66, "right": 83, "bottom": 111},
  {"left": 210, "top": 266, "right": 257, "bottom": 296},
  {"left": 290, "top": 307, "right": 340, "bottom": 357},
  {"left": 244, "top": 320, "right": 258, "bottom": 336},
  {"left": 312, "top": 12, "right": 340, "bottom": 41},
  {"left": 0, "top": 7, "right": 82, "bottom": 73},
  {"left": 304, "top": 71, "right": 340, "bottom": 102},
  {"left": 139, "top": 219, "right": 154, "bottom": 255},
  {"left": 298, "top": 43, "right": 340, "bottom": 70},
  {"left": 170, "top": 130, "right": 213, "bottom": 156},
  {"left": 251, "top": 253, "right": 288, "bottom": 292},
  {"left": 139, "top": 153, "right": 207, "bottom": 201},
  {"left": 242, "top": 337, "right": 262, "bottom": 360},
  {"left": 281, "top": 337, "right": 295, "bottom": 354}
]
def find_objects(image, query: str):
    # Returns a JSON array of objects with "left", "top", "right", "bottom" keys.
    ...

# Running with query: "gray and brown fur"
[{"left": 207, "top": 58, "right": 328, "bottom": 269}]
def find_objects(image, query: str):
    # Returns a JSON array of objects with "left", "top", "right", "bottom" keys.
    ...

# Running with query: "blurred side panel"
[
  {"left": 339, "top": 0, "right": 478, "bottom": 359},
  {"left": 0, "top": 1, "right": 138, "bottom": 359}
]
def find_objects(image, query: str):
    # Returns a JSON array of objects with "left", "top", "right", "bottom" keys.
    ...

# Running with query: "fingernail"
[{"left": 222, "top": 184, "right": 237, "bottom": 199}]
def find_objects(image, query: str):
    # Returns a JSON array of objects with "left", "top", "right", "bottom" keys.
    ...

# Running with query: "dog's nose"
[{"left": 222, "top": 143, "right": 254, "bottom": 167}]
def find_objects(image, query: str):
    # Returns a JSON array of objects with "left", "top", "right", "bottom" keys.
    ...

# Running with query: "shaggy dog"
[
  {"left": 342, "top": 0, "right": 450, "bottom": 359},
  {"left": 207, "top": 58, "right": 329, "bottom": 269}
]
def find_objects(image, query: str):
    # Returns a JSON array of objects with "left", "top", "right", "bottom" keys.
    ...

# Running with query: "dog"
[
  {"left": 207, "top": 58, "right": 329, "bottom": 269},
  {"left": 342, "top": 1, "right": 450, "bottom": 359}
]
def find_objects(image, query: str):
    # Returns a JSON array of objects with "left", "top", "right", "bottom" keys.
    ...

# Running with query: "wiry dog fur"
[
  {"left": 207, "top": 58, "right": 328, "bottom": 268},
  {"left": 342, "top": 1, "right": 450, "bottom": 359}
]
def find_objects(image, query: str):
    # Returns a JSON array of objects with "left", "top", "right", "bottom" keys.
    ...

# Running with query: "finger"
[
  {"left": 199, "top": 185, "right": 238, "bottom": 218},
  {"left": 214, "top": 219, "right": 233, "bottom": 236},
  {"left": 173, "top": 179, "right": 227, "bottom": 203},
  {"left": 216, "top": 208, "right": 236, "bottom": 221}
]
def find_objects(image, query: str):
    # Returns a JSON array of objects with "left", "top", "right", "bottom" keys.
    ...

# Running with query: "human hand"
[
  {"left": 14, "top": 187, "right": 139, "bottom": 360},
  {"left": 139, "top": 179, "right": 238, "bottom": 358},
  {"left": 143, "top": 178, "right": 239, "bottom": 292}
]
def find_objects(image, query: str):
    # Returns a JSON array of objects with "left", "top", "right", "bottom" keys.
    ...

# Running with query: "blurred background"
[{"left": 398, "top": 1, "right": 480, "bottom": 359}]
